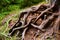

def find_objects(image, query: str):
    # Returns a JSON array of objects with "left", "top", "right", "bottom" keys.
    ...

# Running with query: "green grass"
[
  {"left": 0, "top": 5, "right": 20, "bottom": 21},
  {"left": 0, "top": 11, "right": 19, "bottom": 40}
]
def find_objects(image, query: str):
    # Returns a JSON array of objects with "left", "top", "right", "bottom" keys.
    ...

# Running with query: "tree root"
[
  {"left": 21, "top": 27, "right": 28, "bottom": 40},
  {"left": 8, "top": 2, "right": 60, "bottom": 40},
  {"left": 8, "top": 17, "right": 35, "bottom": 36},
  {"left": 33, "top": 3, "right": 55, "bottom": 23},
  {"left": 31, "top": 14, "right": 54, "bottom": 31}
]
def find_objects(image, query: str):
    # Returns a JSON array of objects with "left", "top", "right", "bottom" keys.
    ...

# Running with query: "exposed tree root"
[
  {"left": 33, "top": 3, "right": 55, "bottom": 23},
  {"left": 22, "top": 27, "right": 28, "bottom": 40},
  {"left": 8, "top": 1, "right": 60, "bottom": 40}
]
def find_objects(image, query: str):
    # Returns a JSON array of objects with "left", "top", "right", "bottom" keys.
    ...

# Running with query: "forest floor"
[{"left": 0, "top": 3, "right": 46, "bottom": 40}]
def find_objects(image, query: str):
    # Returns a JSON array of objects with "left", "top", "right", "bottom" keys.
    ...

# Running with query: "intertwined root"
[{"left": 8, "top": 3, "right": 60, "bottom": 40}]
